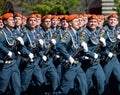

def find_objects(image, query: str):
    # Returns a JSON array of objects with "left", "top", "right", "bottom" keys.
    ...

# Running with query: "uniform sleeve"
[
  {"left": 0, "top": 33, "right": 9, "bottom": 54},
  {"left": 57, "top": 33, "right": 71, "bottom": 59}
]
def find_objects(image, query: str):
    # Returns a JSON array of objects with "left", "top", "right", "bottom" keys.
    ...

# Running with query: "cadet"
[
  {"left": 51, "top": 15, "right": 59, "bottom": 32},
  {"left": 80, "top": 14, "right": 106, "bottom": 95},
  {"left": 21, "top": 15, "right": 27, "bottom": 28},
  {"left": 52, "top": 14, "right": 88, "bottom": 95},
  {"left": 39, "top": 14, "right": 60, "bottom": 92},
  {"left": 14, "top": 13, "right": 24, "bottom": 67},
  {"left": 103, "top": 13, "right": 120, "bottom": 94},
  {"left": 35, "top": 13, "right": 42, "bottom": 32},
  {"left": 82, "top": 13, "right": 88, "bottom": 28},
  {"left": 55, "top": 15, "right": 69, "bottom": 79},
  {"left": 0, "top": 16, "right": 4, "bottom": 29},
  {"left": 78, "top": 14, "right": 84, "bottom": 32},
  {"left": 0, "top": 13, "right": 22, "bottom": 95},
  {"left": 20, "top": 14, "right": 45, "bottom": 95}
]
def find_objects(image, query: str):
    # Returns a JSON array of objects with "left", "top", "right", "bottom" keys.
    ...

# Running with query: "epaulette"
[
  {"left": 22, "top": 27, "right": 28, "bottom": 33},
  {"left": 80, "top": 32, "right": 86, "bottom": 41},
  {"left": 53, "top": 32, "right": 59, "bottom": 40},
  {"left": 0, "top": 29, "right": 3, "bottom": 36},
  {"left": 61, "top": 32, "right": 69, "bottom": 43},
  {"left": 103, "top": 25, "right": 108, "bottom": 31},
  {"left": 83, "top": 29, "right": 88, "bottom": 34},
  {"left": 99, "top": 29, "right": 105, "bottom": 37},
  {"left": 80, "top": 29, "right": 89, "bottom": 41},
  {"left": 117, "top": 26, "right": 120, "bottom": 31},
  {"left": 39, "top": 30, "right": 44, "bottom": 37}
]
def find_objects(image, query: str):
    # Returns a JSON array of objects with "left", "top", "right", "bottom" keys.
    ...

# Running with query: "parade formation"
[{"left": 0, "top": 12, "right": 120, "bottom": 95}]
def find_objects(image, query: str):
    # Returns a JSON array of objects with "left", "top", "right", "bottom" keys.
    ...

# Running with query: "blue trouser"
[
  {"left": 104, "top": 56, "right": 120, "bottom": 93},
  {"left": 0, "top": 61, "right": 21, "bottom": 95},
  {"left": 57, "top": 62, "right": 66, "bottom": 81},
  {"left": 21, "top": 58, "right": 44, "bottom": 92},
  {"left": 41, "top": 57, "right": 59, "bottom": 91},
  {"left": 86, "top": 61, "right": 105, "bottom": 95},
  {"left": 53, "top": 62, "right": 88, "bottom": 95},
  {"left": 16, "top": 55, "right": 22, "bottom": 67}
]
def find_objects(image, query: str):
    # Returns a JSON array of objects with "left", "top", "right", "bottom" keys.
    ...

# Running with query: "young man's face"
[
  {"left": 0, "top": 20, "right": 4, "bottom": 28},
  {"left": 78, "top": 18, "right": 84, "bottom": 28},
  {"left": 61, "top": 20, "right": 68, "bottom": 29},
  {"left": 14, "top": 17, "right": 22, "bottom": 27},
  {"left": 27, "top": 18, "right": 37, "bottom": 29},
  {"left": 43, "top": 18, "right": 51, "bottom": 29},
  {"left": 51, "top": 18, "right": 58, "bottom": 28},
  {"left": 97, "top": 19, "right": 104, "bottom": 28},
  {"left": 88, "top": 19, "right": 98, "bottom": 30},
  {"left": 70, "top": 18, "right": 79, "bottom": 30},
  {"left": 107, "top": 18, "right": 118, "bottom": 28},
  {"left": 4, "top": 17, "right": 15, "bottom": 28},
  {"left": 36, "top": 17, "right": 41, "bottom": 26}
]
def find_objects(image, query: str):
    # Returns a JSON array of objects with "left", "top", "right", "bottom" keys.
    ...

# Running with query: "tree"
[
  {"left": 114, "top": 0, "right": 120, "bottom": 16},
  {"left": 0, "top": 0, "right": 15, "bottom": 15},
  {"left": 19, "top": 0, "right": 83, "bottom": 16}
]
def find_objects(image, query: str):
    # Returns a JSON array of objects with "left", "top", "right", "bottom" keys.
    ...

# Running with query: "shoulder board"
[
  {"left": 116, "top": 26, "right": 120, "bottom": 31},
  {"left": 61, "top": 32, "right": 69, "bottom": 43},
  {"left": 99, "top": 29, "right": 105, "bottom": 37},
  {"left": 22, "top": 27, "right": 28, "bottom": 33},
  {"left": 83, "top": 29, "right": 88, "bottom": 33},
  {"left": 103, "top": 25, "right": 108, "bottom": 31},
  {"left": 0, "top": 29, "right": 3, "bottom": 36},
  {"left": 53, "top": 32, "right": 59, "bottom": 40}
]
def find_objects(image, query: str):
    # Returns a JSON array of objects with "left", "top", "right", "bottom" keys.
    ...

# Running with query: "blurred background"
[{"left": 0, "top": 0, "right": 119, "bottom": 16}]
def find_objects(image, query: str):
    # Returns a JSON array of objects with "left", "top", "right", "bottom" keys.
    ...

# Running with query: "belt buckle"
[
  {"left": 0, "top": 60, "right": 4, "bottom": 63},
  {"left": 113, "top": 54, "right": 116, "bottom": 57},
  {"left": 5, "top": 60, "right": 12, "bottom": 64}
]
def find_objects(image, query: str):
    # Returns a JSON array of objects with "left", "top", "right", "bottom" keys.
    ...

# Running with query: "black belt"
[{"left": 0, "top": 60, "right": 14, "bottom": 64}]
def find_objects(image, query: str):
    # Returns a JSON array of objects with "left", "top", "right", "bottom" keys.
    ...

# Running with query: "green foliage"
[
  {"left": 114, "top": 0, "right": 120, "bottom": 16},
  {"left": 21, "top": 0, "right": 83, "bottom": 15}
]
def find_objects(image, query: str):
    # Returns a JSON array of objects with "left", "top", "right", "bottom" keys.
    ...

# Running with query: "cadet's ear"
[
  {"left": 3, "top": 20, "right": 7, "bottom": 25},
  {"left": 69, "top": 22, "right": 72, "bottom": 26},
  {"left": 116, "top": 20, "right": 119, "bottom": 25}
]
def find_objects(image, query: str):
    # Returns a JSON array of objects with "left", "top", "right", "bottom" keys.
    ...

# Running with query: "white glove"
[
  {"left": 29, "top": 53, "right": 34, "bottom": 59},
  {"left": 108, "top": 52, "right": 113, "bottom": 58},
  {"left": 84, "top": 56, "right": 89, "bottom": 59},
  {"left": 17, "top": 51, "right": 21, "bottom": 55},
  {"left": 39, "top": 39, "right": 44, "bottom": 46},
  {"left": 8, "top": 51, "right": 12, "bottom": 57},
  {"left": 68, "top": 56, "right": 74, "bottom": 64},
  {"left": 94, "top": 53, "right": 98, "bottom": 59},
  {"left": 81, "top": 42, "right": 88, "bottom": 52},
  {"left": 56, "top": 55, "right": 60, "bottom": 58},
  {"left": 117, "top": 35, "right": 120, "bottom": 39},
  {"left": 17, "top": 36, "right": 24, "bottom": 45},
  {"left": 51, "top": 39, "right": 56, "bottom": 45},
  {"left": 42, "top": 55, "right": 47, "bottom": 61},
  {"left": 100, "top": 37, "right": 106, "bottom": 47}
]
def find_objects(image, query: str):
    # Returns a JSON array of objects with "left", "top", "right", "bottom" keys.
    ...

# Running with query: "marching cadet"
[
  {"left": 52, "top": 14, "right": 88, "bottom": 95},
  {"left": 35, "top": 13, "right": 42, "bottom": 32},
  {"left": 80, "top": 14, "right": 106, "bottom": 95},
  {"left": 78, "top": 14, "right": 84, "bottom": 32},
  {"left": 0, "top": 13, "right": 23, "bottom": 95},
  {"left": 82, "top": 13, "right": 89, "bottom": 28},
  {"left": 20, "top": 14, "right": 45, "bottom": 95},
  {"left": 39, "top": 14, "right": 60, "bottom": 92},
  {"left": 97, "top": 15, "right": 105, "bottom": 31},
  {"left": 21, "top": 15, "right": 27, "bottom": 28},
  {"left": 51, "top": 15, "right": 59, "bottom": 32},
  {"left": 14, "top": 13, "right": 25, "bottom": 67},
  {"left": 54, "top": 15, "right": 69, "bottom": 79},
  {"left": 102, "top": 13, "right": 120, "bottom": 94},
  {"left": 0, "top": 16, "right": 4, "bottom": 29}
]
